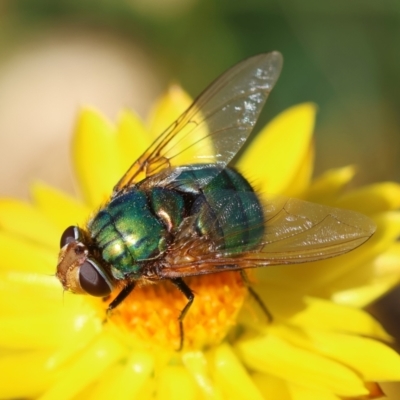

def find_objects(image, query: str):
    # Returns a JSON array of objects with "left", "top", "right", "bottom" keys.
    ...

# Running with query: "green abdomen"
[{"left": 170, "top": 166, "right": 264, "bottom": 253}]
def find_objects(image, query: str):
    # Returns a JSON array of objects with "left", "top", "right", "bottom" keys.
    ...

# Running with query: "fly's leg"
[
  {"left": 170, "top": 277, "right": 195, "bottom": 351},
  {"left": 107, "top": 281, "right": 136, "bottom": 314},
  {"left": 240, "top": 271, "right": 273, "bottom": 322},
  {"left": 247, "top": 286, "right": 273, "bottom": 322}
]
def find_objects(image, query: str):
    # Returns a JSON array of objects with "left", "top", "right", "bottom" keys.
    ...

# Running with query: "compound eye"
[
  {"left": 79, "top": 259, "right": 112, "bottom": 297},
  {"left": 60, "top": 226, "right": 80, "bottom": 248}
]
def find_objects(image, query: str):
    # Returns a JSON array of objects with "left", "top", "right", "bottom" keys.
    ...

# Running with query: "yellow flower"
[{"left": 1, "top": 85, "right": 400, "bottom": 400}]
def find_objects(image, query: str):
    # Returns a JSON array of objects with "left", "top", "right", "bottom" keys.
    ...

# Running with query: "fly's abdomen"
[
  {"left": 88, "top": 190, "right": 167, "bottom": 278},
  {"left": 173, "top": 167, "right": 265, "bottom": 253}
]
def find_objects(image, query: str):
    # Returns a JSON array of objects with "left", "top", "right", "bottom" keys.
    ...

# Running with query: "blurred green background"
[
  {"left": 1, "top": 1, "right": 400, "bottom": 396},
  {"left": 1, "top": 0, "right": 400, "bottom": 199}
]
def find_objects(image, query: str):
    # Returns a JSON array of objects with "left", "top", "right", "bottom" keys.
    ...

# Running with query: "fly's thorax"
[{"left": 88, "top": 189, "right": 170, "bottom": 279}]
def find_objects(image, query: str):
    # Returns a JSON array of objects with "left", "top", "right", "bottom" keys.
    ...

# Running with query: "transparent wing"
[
  {"left": 159, "top": 193, "right": 376, "bottom": 278},
  {"left": 113, "top": 52, "right": 283, "bottom": 194}
]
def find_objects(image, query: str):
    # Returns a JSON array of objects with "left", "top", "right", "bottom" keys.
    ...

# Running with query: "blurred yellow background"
[{"left": 0, "top": 1, "right": 399, "bottom": 396}]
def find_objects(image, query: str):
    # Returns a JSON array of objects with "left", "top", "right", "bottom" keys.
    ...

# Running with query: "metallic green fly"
[{"left": 56, "top": 52, "right": 375, "bottom": 349}]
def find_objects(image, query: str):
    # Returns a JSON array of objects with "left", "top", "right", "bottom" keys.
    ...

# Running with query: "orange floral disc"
[{"left": 93, "top": 271, "right": 247, "bottom": 351}]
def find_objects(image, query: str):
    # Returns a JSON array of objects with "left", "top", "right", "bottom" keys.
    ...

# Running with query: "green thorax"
[
  {"left": 88, "top": 190, "right": 169, "bottom": 279},
  {"left": 88, "top": 166, "right": 264, "bottom": 280}
]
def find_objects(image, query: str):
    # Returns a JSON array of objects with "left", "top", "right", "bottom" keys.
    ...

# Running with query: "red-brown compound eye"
[
  {"left": 79, "top": 259, "right": 113, "bottom": 297},
  {"left": 60, "top": 226, "right": 81, "bottom": 248}
]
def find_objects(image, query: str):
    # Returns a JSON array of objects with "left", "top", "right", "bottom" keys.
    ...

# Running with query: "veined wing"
[
  {"left": 113, "top": 52, "right": 283, "bottom": 194},
  {"left": 158, "top": 193, "right": 376, "bottom": 278}
]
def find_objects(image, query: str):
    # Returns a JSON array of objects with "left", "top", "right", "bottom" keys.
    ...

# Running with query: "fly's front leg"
[
  {"left": 107, "top": 281, "right": 136, "bottom": 314},
  {"left": 170, "top": 277, "right": 194, "bottom": 351}
]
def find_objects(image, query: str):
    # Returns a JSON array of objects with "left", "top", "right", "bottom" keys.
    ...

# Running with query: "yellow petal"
[
  {"left": 321, "top": 211, "right": 400, "bottom": 302},
  {"left": 299, "top": 329, "right": 400, "bottom": 381},
  {"left": 335, "top": 182, "right": 400, "bottom": 214},
  {"left": 290, "top": 297, "right": 391, "bottom": 341},
  {"left": 45, "top": 307, "right": 103, "bottom": 371},
  {"left": 0, "top": 199, "right": 59, "bottom": 250},
  {"left": 86, "top": 351, "right": 154, "bottom": 400},
  {"left": 213, "top": 343, "right": 265, "bottom": 400},
  {"left": 284, "top": 143, "right": 315, "bottom": 197},
  {"left": 0, "top": 309, "right": 95, "bottom": 350},
  {"left": 305, "top": 166, "right": 356, "bottom": 205},
  {"left": 148, "top": 85, "right": 193, "bottom": 138},
  {"left": 72, "top": 108, "right": 121, "bottom": 207},
  {"left": 332, "top": 277, "right": 400, "bottom": 308},
  {"left": 38, "top": 332, "right": 125, "bottom": 400},
  {"left": 0, "top": 313, "right": 65, "bottom": 349},
  {"left": 288, "top": 384, "right": 340, "bottom": 400},
  {"left": 116, "top": 109, "right": 152, "bottom": 174},
  {"left": 277, "top": 322, "right": 400, "bottom": 381},
  {"left": 31, "top": 181, "right": 90, "bottom": 230},
  {"left": 0, "top": 232, "right": 54, "bottom": 274},
  {"left": 329, "top": 243, "right": 400, "bottom": 307},
  {"left": 0, "top": 272, "right": 60, "bottom": 316},
  {"left": 0, "top": 287, "right": 100, "bottom": 352},
  {"left": 237, "top": 103, "right": 316, "bottom": 195},
  {"left": 157, "top": 365, "right": 198, "bottom": 400},
  {"left": 82, "top": 365, "right": 121, "bottom": 400},
  {"left": 236, "top": 334, "right": 368, "bottom": 397},
  {"left": 0, "top": 350, "right": 57, "bottom": 398},
  {"left": 372, "top": 241, "right": 400, "bottom": 276},
  {"left": 251, "top": 373, "right": 291, "bottom": 400},
  {"left": 182, "top": 351, "right": 224, "bottom": 400}
]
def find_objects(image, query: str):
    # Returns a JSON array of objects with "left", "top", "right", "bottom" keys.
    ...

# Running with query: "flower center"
[{"left": 96, "top": 272, "right": 247, "bottom": 351}]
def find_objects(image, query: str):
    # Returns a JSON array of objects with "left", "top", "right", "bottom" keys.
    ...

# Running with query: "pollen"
[{"left": 95, "top": 272, "right": 247, "bottom": 351}]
